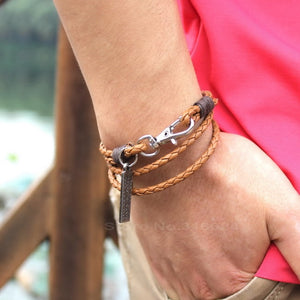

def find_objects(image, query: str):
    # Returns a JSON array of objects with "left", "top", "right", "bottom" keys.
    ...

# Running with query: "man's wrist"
[{"left": 99, "top": 98, "right": 216, "bottom": 204}]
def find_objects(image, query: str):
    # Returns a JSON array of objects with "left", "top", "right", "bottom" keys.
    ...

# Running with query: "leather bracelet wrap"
[{"left": 99, "top": 90, "right": 220, "bottom": 196}]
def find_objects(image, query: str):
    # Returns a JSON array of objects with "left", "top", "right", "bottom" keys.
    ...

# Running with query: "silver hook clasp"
[
  {"left": 137, "top": 117, "right": 195, "bottom": 157},
  {"left": 155, "top": 117, "right": 195, "bottom": 146}
]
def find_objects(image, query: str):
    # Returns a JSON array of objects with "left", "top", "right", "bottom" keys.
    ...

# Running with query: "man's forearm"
[{"left": 53, "top": 0, "right": 203, "bottom": 148}]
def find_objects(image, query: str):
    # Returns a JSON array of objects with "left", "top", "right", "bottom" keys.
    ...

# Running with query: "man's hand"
[
  {"left": 52, "top": 1, "right": 300, "bottom": 298},
  {"left": 131, "top": 131, "right": 300, "bottom": 300}
]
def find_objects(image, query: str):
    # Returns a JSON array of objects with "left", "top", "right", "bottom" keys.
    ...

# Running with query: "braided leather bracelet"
[
  {"left": 100, "top": 111, "right": 213, "bottom": 176},
  {"left": 108, "top": 118, "right": 219, "bottom": 195},
  {"left": 99, "top": 91, "right": 220, "bottom": 222}
]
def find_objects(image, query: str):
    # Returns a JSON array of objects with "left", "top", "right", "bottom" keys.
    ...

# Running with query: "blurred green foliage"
[
  {"left": 0, "top": 0, "right": 58, "bottom": 44},
  {"left": 7, "top": 153, "right": 18, "bottom": 162},
  {"left": 0, "top": 0, "right": 58, "bottom": 116}
]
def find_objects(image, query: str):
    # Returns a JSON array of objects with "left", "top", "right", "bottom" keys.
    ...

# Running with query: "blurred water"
[
  {"left": 0, "top": 109, "right": 52, "bottom": 299},
  {"left": 0, "top": 110, "right": 54, "bottom": 220}
]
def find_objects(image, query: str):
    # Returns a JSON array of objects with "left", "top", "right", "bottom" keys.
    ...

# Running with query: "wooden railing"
[{"left": 0, "top": 15, "right": 117, "bottom": 299}]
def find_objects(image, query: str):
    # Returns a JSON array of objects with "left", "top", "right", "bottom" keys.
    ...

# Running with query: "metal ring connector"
[
  {"left": 137, "top": 135, "right": 160, "bottom": 157},
  {"left": 112, "top": 145, "right": 138, "bottom": 167}
]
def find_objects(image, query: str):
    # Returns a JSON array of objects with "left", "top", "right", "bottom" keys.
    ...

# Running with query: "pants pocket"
[{"left": 220, "top": 277, "right": 300, "bottom": 300}]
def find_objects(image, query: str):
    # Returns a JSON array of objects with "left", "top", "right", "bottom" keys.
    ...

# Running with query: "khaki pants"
[{"left": 110, "top": 189, "right": 300, "bottom": 300}]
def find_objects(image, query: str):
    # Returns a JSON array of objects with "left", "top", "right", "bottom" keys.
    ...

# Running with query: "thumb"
[{"left": 267, "top": 194, "right": 300, "bottom": 280}]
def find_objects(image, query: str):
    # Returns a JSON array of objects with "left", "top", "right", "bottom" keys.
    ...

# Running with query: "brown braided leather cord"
[
  {"left": 100, "top": 111, "right": 213, "bottom": 176},
  {"left": 100, "top": 91, "right": 217, "bottom": 158},
  {"left": 99, "top": 112, "right": 213, "bottom": 176},
  {"left": 181, "top": 91, "right": 215, "bottom": 127},
  {"left": 119, "top": 112, "right": 212, "bottom": 176},
  {"left": 99, "top": 91, "right": 217, "bottom": 160},
  {"left": 108, "top": 119, "right": 219, "bottom": 195}
]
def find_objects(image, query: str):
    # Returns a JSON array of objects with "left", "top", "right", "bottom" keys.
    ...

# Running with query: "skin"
[{"left": 53, "top": 0, "right": 300, "bottom": 299}]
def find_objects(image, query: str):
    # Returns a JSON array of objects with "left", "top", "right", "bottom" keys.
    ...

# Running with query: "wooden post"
[
  {"left": 49, "top": 26, "right": 110, "bottom": 300},
  {"left": 0, "top": 170, "right": 51, "bottom": 287}
]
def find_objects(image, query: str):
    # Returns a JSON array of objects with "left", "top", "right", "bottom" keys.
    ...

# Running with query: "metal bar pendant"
[{"left": 119, "top": 165, "right": 133, "bottom": 223}]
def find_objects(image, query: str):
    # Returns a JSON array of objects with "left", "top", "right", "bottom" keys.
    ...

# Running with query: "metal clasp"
[
  {"left": 155, "top": 117, "right": 195, "bottom": 146},
  {"left": 137, "top": 117, "right": 195, "bottom": 157},
  {"left": 136, "top": 134, "right": 160, "bottom": 157}
]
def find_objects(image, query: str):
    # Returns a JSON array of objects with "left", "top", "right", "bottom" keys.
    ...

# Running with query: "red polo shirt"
[{"left": 177, "top": 0, "right": 300, "bottom": 284}]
